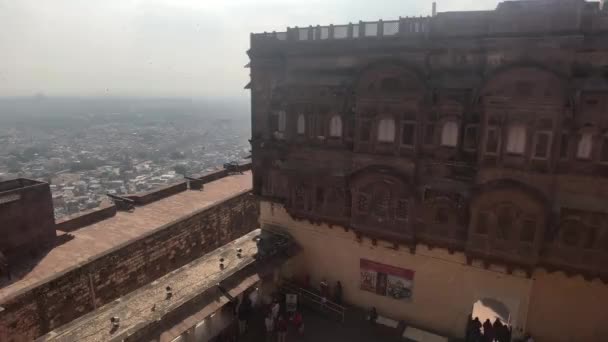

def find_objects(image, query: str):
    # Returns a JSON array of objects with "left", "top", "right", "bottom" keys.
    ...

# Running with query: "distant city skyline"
[{"left": 0, "top": 0, "right": 500, "bottom": 99}]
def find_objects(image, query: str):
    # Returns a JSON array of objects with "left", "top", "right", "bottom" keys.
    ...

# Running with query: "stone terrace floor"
[{"left": 0, "top": 171, "right": 252, "bottom": 302}]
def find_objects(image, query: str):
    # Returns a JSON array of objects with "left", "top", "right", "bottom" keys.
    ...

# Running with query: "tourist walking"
[
  {"left": 466, "top": 316, "right": 482, "bottom": 342},
  {"left": 238, "top": 296, "right": 252, "bottom": 335},
  {"left": 264, "top": 311, "right": 274, "bottom": 342},
  {"left": 293, "top": 311, "right": 304, "bottom": 335},
  {"left": 367, "top": 307, "right": 378, "bottom": 325},
  {"left": 492, "top": 318, "right": 503, "bottom": 342},
  {"left": 482, "top": 319, "right": 494, "bottom": 342},
  {"left": 276, "top": 314, "right": 288, "bottom": 342},
  {"left": 271, "top": 299, "right": 280, "bottom": 320},
  {"left": 334, "top": 281, "right": 343, "bottom": 304}
]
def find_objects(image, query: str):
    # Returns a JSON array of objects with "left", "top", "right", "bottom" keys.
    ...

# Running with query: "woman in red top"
[
  {"left": 276, "top": 315, "right": 288, "bottom": 342},
  {"left": 292, "top": 311, "right": 303, "bottom": 335}
]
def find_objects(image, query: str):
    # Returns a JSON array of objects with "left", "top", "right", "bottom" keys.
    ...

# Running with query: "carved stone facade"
[{"left": 249, "top": 0, "right": 608, "bottom": 280}]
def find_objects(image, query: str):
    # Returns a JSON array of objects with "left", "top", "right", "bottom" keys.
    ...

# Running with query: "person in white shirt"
[
  {"left": 264, "top": 313, "right": 274, "bottom": 342},
  {"left": 249, "top": 288, "right": 258, "bottom": 308},
  {"left": 271, "top": 300, "right": 280, "bottom": 319}
]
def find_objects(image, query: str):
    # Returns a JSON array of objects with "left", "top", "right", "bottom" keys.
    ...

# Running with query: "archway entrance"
[
  {"left": 473, "top": 298, "right": 510, "bottom": 325},
  {"left": 466, "top": 298, "right": 512, "bottom": 342}
]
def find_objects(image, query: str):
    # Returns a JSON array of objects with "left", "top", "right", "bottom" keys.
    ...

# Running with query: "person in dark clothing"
[
  {"left": 276, "top": 314, "right": 288, "bottom": 342},
  {"left": 469, "top": 317, "right": 482, "bottom": 342},
  {"left": 493, "top": 318, "right": 504, "bottom": 342},
  {"left": 499, "top": 324, "right": 511, "bottom": 342},
  {"left": 482, "top": 319, "right": 494, "bottom": 342},
  {"left": 238, "top": 296, "right": 252, "bottom": 335},
  {"left": 334, "top": 281, "right": 343, "bottom": 305},
  {"left": 368, "top": 307, "right": 378, "bottom": 325}
]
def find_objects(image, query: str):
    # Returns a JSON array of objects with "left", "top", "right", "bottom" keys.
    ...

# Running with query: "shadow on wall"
[{"left": 0, "top": 232, "right": 74, "bottom": 289}]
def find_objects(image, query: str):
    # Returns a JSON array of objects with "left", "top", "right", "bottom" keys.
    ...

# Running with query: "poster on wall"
[{"left": 360, "top": 259, "right": 414, "bottom": 300}]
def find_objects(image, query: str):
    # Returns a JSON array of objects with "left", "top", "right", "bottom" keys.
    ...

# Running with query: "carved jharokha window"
[
  {"left": 278, "top": 111, "right": 286, "bottom": 132},
  {"left": 424, "top": 123, "right": 435, "bottom": 145},
  {"left": 401, "top": 121, "right": 416, "bottom": 147},
  {"left": 396, "top": 199, "right": 409, "bottom": 220},
  {"left": 485, "top": 126, "right": 500, "bottom": 155},
  {"left": 520, "top": 217, "right": 536, "bottom": 242},
  {"left": 360, "top": 120, "right": 372, "bottom": 142},
  {"left": 435, "top": 207, "right": 449, "bottom": 224},
  {"left": 475, "top": 212, "right": 489, "bottom": 235},
  {"left": 560, "top": 220, "right": 581, "bottom": 247},
  {"left": 316, "top": 187, "right": 325, "bottom": 209},
  {"left": 577, "top": 132, "right": 593, "bottom": 160},
  {"left": 294, "top": 185, "right": 306, "bottom": 210},
  {"left": 506, "top": 124, "right": 527, "bottom": 155},
  {"left": 357, "top": 193, "right": 369, "bottom": 213},
  {"left": 377, "top": 118, "right": 396, "bottom": 143},
  {"left": 532, "top": 131, "right": 552, "bottom": 160},
  {"left": 463, "top": 125, "right": 478, "bottom": 151},
  {"left": 329, "top": 115, "right": 343, "bottom": 138},
  {"left": 559, "top": 132, "right": 570, "bottom": 160},
  {"left": 370, "top": 188, "right": 390, "bottom": 218},
  {"left": 440, "top": 121, "right": 459, "bottom": 147},
  {"left": 296, "top": 114, "right": 306, "bottom": 135}
]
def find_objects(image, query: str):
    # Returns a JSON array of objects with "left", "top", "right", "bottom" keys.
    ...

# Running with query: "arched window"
[
  {"left": 329, "top": 115, "right": 343, "bottom": 137},
  {"left": 577, "top": 132, "right": 593, "bottom": 159},
  {"left": 506, "top": 124, "right": 526, "bottom": 154},
  {"left": 560, "top": 220, "right": 582, "bottom": 247},
  {"left": 297, "top": 114, "right": 306, "bottom": 135},
  {"left": 377, "top": 118, "right": 395, "bottom": 142},
  {"left": 278, "top": 111, "right": 286, "bottom": 132},
  {"left": 440, "top": 121, "right": 458, "bottom": 147}
]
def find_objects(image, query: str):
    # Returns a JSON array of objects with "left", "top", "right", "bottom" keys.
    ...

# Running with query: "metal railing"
[
  {"left": 252, "top": 17, "right": 431, "bottom": 42},
  {"left": 279, "top": 279, "right": 346, "bottom": 322}
]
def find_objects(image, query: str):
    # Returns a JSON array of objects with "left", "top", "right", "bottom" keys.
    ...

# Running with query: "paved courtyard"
[{"left": 241, "top": 306, "right": 404, "bottom": 342}]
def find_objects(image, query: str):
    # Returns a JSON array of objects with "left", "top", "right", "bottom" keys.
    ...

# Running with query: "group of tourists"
[
  {"left": 318, "top": 279, "right": 342, "bottom": 305},
  {"left": 466, "top": 316, "right": 512, "bottom": 342},
  {"left": 264, "top": 298, "right": 304, "bottom": 342}
]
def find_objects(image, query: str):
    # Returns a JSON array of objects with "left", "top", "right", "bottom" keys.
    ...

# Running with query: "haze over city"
[{"left": 1, "top": 0, "right": 499, "bottom": 98}]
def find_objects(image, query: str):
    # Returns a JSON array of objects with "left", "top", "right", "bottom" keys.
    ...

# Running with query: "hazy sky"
[{"left": 0, "top": 0, "right": 500, "bottom": 99}]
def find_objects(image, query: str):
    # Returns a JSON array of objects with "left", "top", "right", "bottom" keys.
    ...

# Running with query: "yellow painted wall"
[
  {"left": 261, "top": 202, "right": 532, "bottom": 338},
  {"left": 261, "top": 202, "right": 608, "bottom": 342},
  {"left": 527, "top": 270, "right": 608, "bottom": 342}
]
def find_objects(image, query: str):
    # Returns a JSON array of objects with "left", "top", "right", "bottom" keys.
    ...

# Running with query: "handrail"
[
  {"left": 252, "top": 17, "right": 431, "bottom": 42},
  {"left": 280, "top": 280, "right": 345, "bottom": 322}
]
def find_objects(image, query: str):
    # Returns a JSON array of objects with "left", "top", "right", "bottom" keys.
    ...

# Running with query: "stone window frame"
[
  {"left": 559, "top": 131, "right": 570, "bottom": 161},
  {"left": 519, "top": 215, "right": 537, "bottom": 243},
  {"left": 440, "top": 120, "right": 459, "bottom": 148},
  {"left": 400, "top": 120, "right": 417, "bottom": 148},
  {"left": 463, "top": 124, "right": 479, "bottom": 152},
  {"left": 531, "top": 130, "right": 553, "bottom": 160},
  {"left": 296, "top": 113, "right": 306, "bottom": 135},
  {"left": 376, "top": 116, "right": 396, "bottom": 143},
  {"left": 423, "top": 122, "right": 436, "bottom": 146},
  {"left": 475, "top": 211, "right": 491, "bottom": 235},
  {"left": 505, "top": 122, "right": 527, "bottom": 156},
  {"left": 576, "top": 129, "right": 594, "bottom": 161},
  {"left": 358, "top": 118, "right": 373, "bottom": 142},
  {"left": 328, "top": 115, "right": 343, "bottom": 138},
  {"left": 484, "top": 125, "right": 501, "bottom": 156},
  {"left": 396, "top": 198, "right": 409, "bottom": 221}
]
